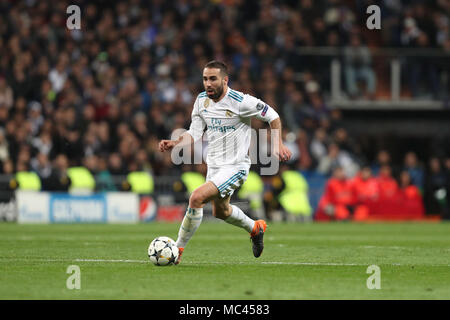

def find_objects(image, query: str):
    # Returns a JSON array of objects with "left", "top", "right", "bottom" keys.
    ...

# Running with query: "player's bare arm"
[
  {"left": 158, "top": 132, "right": 194, "bottom": 152},
  {"left": 269, "top": 117, "right": 292, "bottom": 162}
]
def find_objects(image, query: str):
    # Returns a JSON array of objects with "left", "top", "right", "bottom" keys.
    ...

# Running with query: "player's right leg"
[{"left": 175, "top": 181, "right": 218, "bottom": 265}]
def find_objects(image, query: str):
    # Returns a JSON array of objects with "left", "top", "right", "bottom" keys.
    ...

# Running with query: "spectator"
[
  {"left": 0, "top": 104, "right": 8, "bottom": 127},
  {"left": 445, "top": 157, "right": 450, "bottom": 220},
  {"left": 308, "top": 91, "right": 330, "bottom": 123},
  {"left": 0, "top": 128, "right": 9, "bottom": 163},
  {"left": 400, "top": 17, "right": 422, "bottom": 47},
  {"left": 403, "top": 151, "right": 424, "bottom": 191},
  {"left": 41, "top": 154, "right": 70, "bottom": 191},
  {"left": 282, "top": 90, "right": 309, "bottom": 132},
  {"left": 399, "top": 170, "right": 422, "bottom": 200},
  {"left": 30, "top": 152, "right": 52, "bottom": 179},
  {"left": 376, "top": 165, "right": 398, "bottom": 199},
  {"left": 424, "top": 157, "right": 447, "bottom": 216},
  {"left": 2, "top": 158, "right": 14, "bottom": 175},
  {"left": 135, "top": 148, "right": 153, "bottom": 172},
  {"left": 296, "top": 129, "right": 312, "bottom": 170},
  {"left": 351, "top": 166, "right": 379, "bottom": 221},
  {"left": 0, "top": 75, "right": 13, "bottom": 109},
  {"left": 398, "top": 170, "right": 425, "bottom": 218},
  {"left": 108, "top": 153, "right": 127, "bottom": 175},
  {"left": 310, "top": 128, "right": 329, "bottom": 166},
  {"left": 371, "top": 150, "right": 391, "bottom": 176},
  {"left": 407, "top": 32, "right": 440, "bottom": 98},
  {"left": 31, "top": 131, "right": 53, "bottom": 158},
  {"left": 48, "top": 56, "right": 68, "bottom": 94},
  {"left": 343, "top": 34, "right": 376, "bottom": 99},
  {"left": 333, "top": 127, "right": 360, "bottom": 158},
  {"left": 317, "top": 143, "right": 359, "bottom": 178},
  {"left": 96, "top": 155, "right": 117, "bottom": 192},
  {"left": 315, "top": 166, "right": 355, "bottom": 221},
  {"left": 27, "top": 101, "right": 44, "bottom": 137}
]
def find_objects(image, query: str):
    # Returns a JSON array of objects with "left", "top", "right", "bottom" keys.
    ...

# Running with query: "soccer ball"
[{"left": 148, "top": 236, "right": 179, "bottom": 266}]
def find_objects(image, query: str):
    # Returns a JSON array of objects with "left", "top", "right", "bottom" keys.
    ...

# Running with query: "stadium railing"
[{"left": 294, "top": 46, "right": 449, "bottom": 109}]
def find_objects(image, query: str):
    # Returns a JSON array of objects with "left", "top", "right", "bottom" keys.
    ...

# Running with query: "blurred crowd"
[
  {"left": 313, "top": 151, "right": 450, "bottom": 220},
  {"left": 0, "top": 0, "right": 449, "bottom": 216}
]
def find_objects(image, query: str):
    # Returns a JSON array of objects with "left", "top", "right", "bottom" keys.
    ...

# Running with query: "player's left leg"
[{"left": 212, "top": 196, "right": 267, "bottom": 258}]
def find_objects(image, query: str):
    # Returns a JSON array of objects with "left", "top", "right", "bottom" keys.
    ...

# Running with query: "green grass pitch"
[{"left": 0, "top": 221, "right": 449, "bottom": 299}]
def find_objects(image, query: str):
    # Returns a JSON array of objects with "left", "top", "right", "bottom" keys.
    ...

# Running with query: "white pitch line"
[
  {"left": 74, "top": 259, "right": 148, "bottom": 263},
  {"left": 73, "top": 259, "right": 365, "bottom": 266},
  {"left": 261, "top": 261, "right": 364, "bottom": 266},
  {"left": 63, "top": 259, "right": 450, "bottom": 267},
  {"left": 1, "top": 258, "right": 449, "bottom": 267}
]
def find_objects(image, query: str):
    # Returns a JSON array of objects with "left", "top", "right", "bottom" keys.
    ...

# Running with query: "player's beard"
[{"left": 207, "top": 84, "right": 224, "bottom": 100}]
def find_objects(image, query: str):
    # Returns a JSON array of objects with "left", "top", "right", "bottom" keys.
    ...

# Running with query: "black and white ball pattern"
[{"left": 148, "top": 236, "right": 179, "bottom": 266}]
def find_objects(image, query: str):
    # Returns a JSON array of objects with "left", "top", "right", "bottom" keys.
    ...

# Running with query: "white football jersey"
[{"left": 186, "top": 87, "right": 279, "bottom": 167}]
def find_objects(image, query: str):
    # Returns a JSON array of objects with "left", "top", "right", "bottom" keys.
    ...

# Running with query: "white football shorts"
[{"left": 207, "top": 165, "right": 249, "bottom": 198}]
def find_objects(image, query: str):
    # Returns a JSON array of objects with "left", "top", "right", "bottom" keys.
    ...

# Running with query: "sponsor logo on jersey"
[{"left": 208, "top": 117, "right": 236, "bottom": 132}]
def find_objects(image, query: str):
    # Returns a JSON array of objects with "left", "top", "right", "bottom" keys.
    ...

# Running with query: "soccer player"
[{"left": 158, "top": 61, "right": 292, "bottom": 264}]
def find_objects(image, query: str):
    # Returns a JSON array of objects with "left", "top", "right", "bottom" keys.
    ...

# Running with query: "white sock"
[
  {"left": 175, "top": 207, "right": 203, "bottom": 248},
  {"left": 224, "top": 205, "right": 255, "bottom": 233}
]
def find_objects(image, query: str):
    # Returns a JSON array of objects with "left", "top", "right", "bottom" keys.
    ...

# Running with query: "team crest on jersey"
[
  {"left": 204, "top": 98, "right": 210, "bottom": 108},
  {"left": 226, "top": 110, "right": 234, "bottom": 117}
]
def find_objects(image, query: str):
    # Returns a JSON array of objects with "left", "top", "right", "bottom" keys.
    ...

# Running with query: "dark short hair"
[{"left": 204, "top": 60, "right": 228, "bottom": 76}]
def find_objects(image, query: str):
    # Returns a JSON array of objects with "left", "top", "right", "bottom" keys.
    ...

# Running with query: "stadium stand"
[{"left": 0, "top": 0, "right": 449, "bottom": 221}]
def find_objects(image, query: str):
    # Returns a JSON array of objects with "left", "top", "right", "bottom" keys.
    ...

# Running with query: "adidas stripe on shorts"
[{"left": 207, "top": 166, "right": 249, "bottom": 198}]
